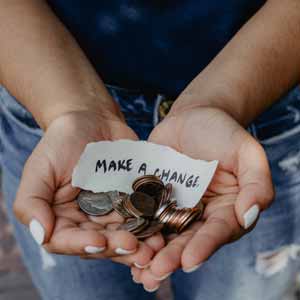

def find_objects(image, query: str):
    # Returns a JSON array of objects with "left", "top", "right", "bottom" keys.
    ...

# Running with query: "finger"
[
  {"left": 128, "top": 227, "right": 195, "bottom": 290},
  {"left": 203, "top": 190, "right": 217, "bottom": 197},
  {"left": 165, "top": 233, "right": 178, "bottom": 242},
  {"left": 202, "top": 194, "right": 236, "bottom": 219},
  {"left": 207, "top": 169, "right": 239, "bottom": 195},
  {"left": 208, "top": 183, "right": 239, "bottom": 195},
  {"left": 131, "top": 267, "right": 162, "bottom": 292},
  {"left": 106, "top": 223, "right": 122, "bottom": 230},
  {"left": 79, "top": 221, "right": 105, "bottom": 231},
  {"left": 53, "top": 202, "right": 89, "bottom": 223},
  {"left": 13, "top": 154, "right": 56, "bottom": 245},
  {"left": 235, "top": 139, "right": 275, "bottom": 229},
  {"left": 112, "top": 242, "right": 154, "bottom": 268},
  {"left": 51, "top": 224, "right": 139, "bottom": 257},
  {"left": 54, "top": 183, "right": 80, "bottom": 204},
  {"left": 100, "top": 229, "right": 139, "bottom": 256},
  {"left": 110, "top": 234, "right": 165, "bottom": 269},
  {"left": 112, "top": 233, "right": 166, "bottom": 269},
  {"left": 143, "top": 232, "right": 165, "bottom": 252},
  {"left": 88, "top": 211, "right": 124, "bottom": 225},
  {"left": 181, "top": 206, "right": 241, "bottom": 272},
  {"left": 44, "top": 218, "right": 107, "bottom": 255},
  {"left": 138, "top": 268, "right": 161, "bottom": 293},
  {"left": 131, "top": 266, "right": 143, "bottom": 283},
  {"left": 148, "top": 224, "right": 198, "bottom": 280},
  {"left": 211, "top": 169, "right": 237, "bottom": 186}
]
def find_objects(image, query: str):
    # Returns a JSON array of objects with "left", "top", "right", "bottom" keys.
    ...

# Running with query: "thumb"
[
  {"left": 13, "top": 153, "right": 56, "bottom": 245},
  {"left": 235, "top": 139, "right": 275, "bottom": 230},
  {"left": 148, "top": 117, "right": 178, "bottom": 149}
]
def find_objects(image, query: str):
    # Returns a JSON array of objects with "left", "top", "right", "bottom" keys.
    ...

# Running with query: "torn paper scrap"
[{"left": 72, "top": 140, "right": 218, "bottom": 208}]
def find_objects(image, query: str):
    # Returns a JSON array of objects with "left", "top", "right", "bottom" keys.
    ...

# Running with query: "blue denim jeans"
[{"left": 1, "top": 84, "right": 300, "bottom": 300}]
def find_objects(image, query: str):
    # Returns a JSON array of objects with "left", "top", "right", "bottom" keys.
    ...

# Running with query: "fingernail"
[
  {"left": 84, "top": 246, "right": 106, "bottom": 254},
  {"left": 134, "top": 262, "right": 150, "bottom": 269},
  {"left": 115, "top": 248, "right": 136, "bottom": 255},
  {"left": 183, "top": 263, "right": 202, "bottom": 273},
  {"left": 132, "top": 276, "right": 141, "bottom": 284},
  {"left": 144, "top": 285, "right": 159, "bottom": 293},
  {"left": 29, "top": 219, "right": 45, "bottom": 245},
  {"left": 243, "top": 204, "right": 260, "bottom": 229},
  {"left": 153, "top": 272, "right": 172, "bottom": 281}
]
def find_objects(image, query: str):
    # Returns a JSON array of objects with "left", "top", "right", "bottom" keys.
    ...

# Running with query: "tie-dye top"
[{"left": 47, "top": 1, "right": 266, "bottom": 97}]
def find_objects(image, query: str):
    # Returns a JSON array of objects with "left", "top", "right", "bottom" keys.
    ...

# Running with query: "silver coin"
[
  {"left": 111, "top": 192, "right": 133, "bottom": 218},
  {"left": 77, "top": 190, "right": 113, "bottom": 216},
  {"left": 117, "top": 217, "right": 148, "bottom": 233},
  {"left": 107, "top": 190, "right": 121, "bottom": 202}
]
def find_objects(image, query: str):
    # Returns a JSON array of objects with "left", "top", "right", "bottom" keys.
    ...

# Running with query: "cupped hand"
[
  {"left": 13, "top": 110, "right": 163, "bottom": 265},
  {"left": 131, "top": 107, "right": 274, "bottom": 291}
]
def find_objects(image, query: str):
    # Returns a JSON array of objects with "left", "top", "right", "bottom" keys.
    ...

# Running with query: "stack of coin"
[
  {"left": 77, "top": 175, "right": 204, "bottom": 239},
  {"left": 132, "top": 176, "right": 204, "bottom": 234},
  {"left": 122, "top": 192, "right": 157, "bottom": 218},
  {"left": 156, "top": 206, "right": 203, "bottom": 233}
]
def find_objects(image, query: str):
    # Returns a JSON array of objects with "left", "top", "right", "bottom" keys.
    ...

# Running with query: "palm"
[
  {"left": 131, "top": 107, "right": 274, "bottom": 289},
  {"left": 15, "top": 111, "right": 144, "bottom": 256}
]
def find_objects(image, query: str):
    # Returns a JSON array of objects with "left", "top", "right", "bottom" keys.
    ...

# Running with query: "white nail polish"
[
  {"left": 183, "top": 263, "right": 202, "bottom": 273},
  {"left": 29, "top": 219, "right": 45, "bottom": 245},
  {"left": 144, "top": 285, "right": 159, "bottom": 293},
  {"left": 243, "top": 204, "right": 260, "bottom": 229},
  {"left": 84, "top": 246, "right": 106, "bottom": 254},
  {"left": 115, "top": 248, "right": 136, "bottom": 255},
  {"left": 153, "top": 272, "right": 172, "bottom": 281},
  {"left": 134, "top": 262, "right": 150, "bottom": 269},
  {"left": 132, "top": 276, "right": 141, "bottom": 284}
]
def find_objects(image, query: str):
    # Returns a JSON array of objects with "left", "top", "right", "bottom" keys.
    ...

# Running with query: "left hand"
[
  {"left": 13, "top": 110, "right": 165, "bottom": 267},
  {"left": 130, "top": 107, "right": 274, "bottom": 291}
]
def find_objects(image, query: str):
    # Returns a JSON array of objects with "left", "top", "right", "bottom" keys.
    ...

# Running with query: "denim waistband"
[
  {"left": 0, "top": 84, "right": 172, "bottom": 140},
  {"left": 105, "top": 84, "right": 168, "bottom": 139},
  {"left": 250, "top": 86, "right": 300, "bottom": 143},
  {"left": 1, "top": 84, "right": 300, "bottom": 141}
]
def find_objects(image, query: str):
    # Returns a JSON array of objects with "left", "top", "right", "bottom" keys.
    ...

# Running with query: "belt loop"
[
  {"left": 153, "top": 94, "right": 165, "bottom": 126},
  {"left": 248, "top": 123, "right": 258, "bottom": 139}
]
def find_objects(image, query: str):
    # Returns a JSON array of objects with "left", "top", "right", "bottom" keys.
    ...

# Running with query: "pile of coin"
[{"left": 77, "top": 175, "right": 204, "bottom": 239}]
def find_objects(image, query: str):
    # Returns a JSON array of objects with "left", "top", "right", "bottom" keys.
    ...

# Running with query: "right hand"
[
  {"left": 13, "top": 110, "right": 164, "bottom": 267},
  {"left": 131, "top": 107, "right": 274, "bottom": 290}
]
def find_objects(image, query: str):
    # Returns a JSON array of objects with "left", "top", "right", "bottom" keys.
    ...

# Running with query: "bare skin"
[
  {"left": 1, "top": 0, "right": 159, "bottom": 265},
  {"left": 0, "top": 0, "right": 300, "bottom": 293},
  {"left": 13, "top": 110, "right": 165, "bottom": 263},
  {"left": 128, "top": 0, "right": 300, "bottom": 290},
  {"left": 172, "top": 0, "right": 300, "bottom": 126},
  {"left": 130, "top": 107, "right": 273, "bottom": 290}
]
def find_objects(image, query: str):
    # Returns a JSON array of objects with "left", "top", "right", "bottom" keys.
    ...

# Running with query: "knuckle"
[
  {"left": 118, "top": 230, "right": 138, "bottom": 246},
  {"left": 89, "top": 231, "right": 107, "bottom": 247},
  {"left": 137, "top": 246, "right": 154, "bottom": 263},
  {"left": 43, "top": 244, "right": 56, "bottom": 254},
  {"left": 145, "top": 247, "right": 154, "bottom": 260},
  {"left": 13, "top": 200, "right": 26, "bottom": 222},
  {"left": 12, "top": 201, "right": 20, "bottom": 217},
  {"left": 261, "top": 184, "right": 276, "bottom": 210}
]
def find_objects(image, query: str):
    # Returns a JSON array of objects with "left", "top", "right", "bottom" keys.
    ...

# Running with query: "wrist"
[
  {"left": 34, "top": 94, "right": 123, "bottom": 130},
  {"left": 169, "top": 83, "right": 251, "bottom": 127}
]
